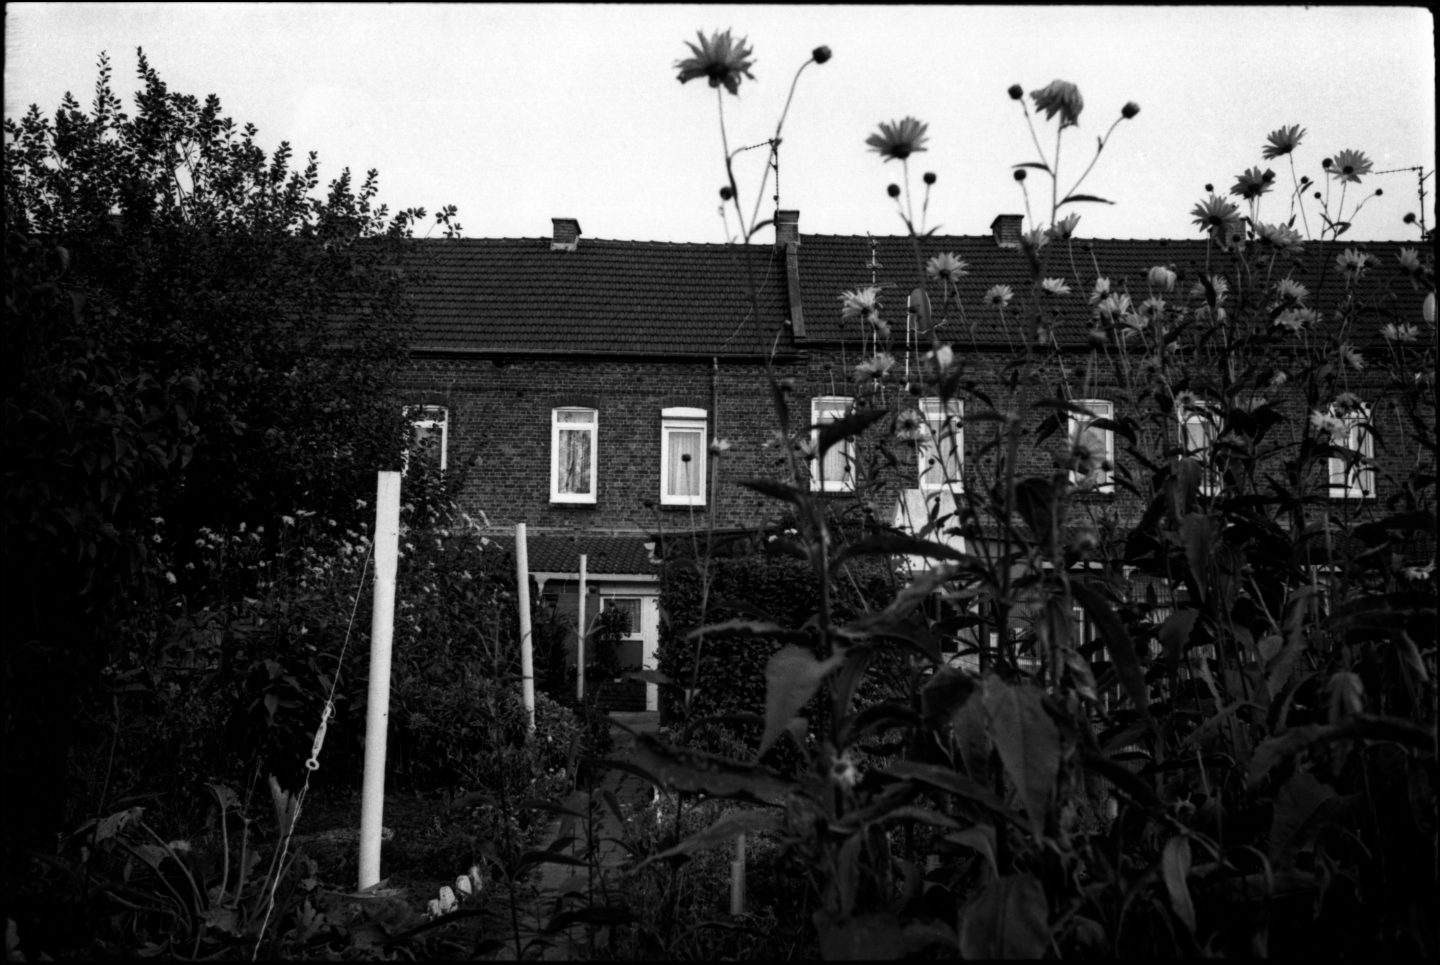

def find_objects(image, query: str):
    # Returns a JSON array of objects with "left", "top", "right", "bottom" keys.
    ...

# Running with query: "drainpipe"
[{"left": 710, "top": 357, "right": 720, "bottom": 521}]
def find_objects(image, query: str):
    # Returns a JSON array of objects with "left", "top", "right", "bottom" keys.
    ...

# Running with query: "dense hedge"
[{"left": 657, "top": 551, "right": 902, "bottom": 757}]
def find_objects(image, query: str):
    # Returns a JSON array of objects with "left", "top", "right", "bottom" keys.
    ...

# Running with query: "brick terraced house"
[{"left": 398, "top": 211, "right": 1434, "bottom": 709}]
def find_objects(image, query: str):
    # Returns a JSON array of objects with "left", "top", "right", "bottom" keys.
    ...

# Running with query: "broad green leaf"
[
  {"left": 983, "top": 678, "right": 1060, "bottom": 836},
  {"left": 636, "top": 810, "right": 783, "bottom": 870},
  {"left": 885, "top": 761, "right": 1025, "bottom": 827},
  {"left": 1180, "top": 513, "right": 1212, "bottom": 603},
  {"left": 946, "top": 825, "right": 998, "bottom": 878},
  {"left": 1268, "top": 770, "right": 1338, "bottom": 867},
  {"left": 833, "top": 531, "right": 971, "bottom": 566},
  {"left": 1162, "top": 836, "right": 1197, "bottom": 933},
  {"left": 875, "top": 805, "right": 960, "bottom": 830},
  {"left": 1013, "top": 477, "right": 1058, "bottom": 548},
  {"left": 685, "top": 618, "right": 808, "bottom": 642},
  {"left": 1071, "top": 581, "right": 1152, "bottom": 726},
  {"left": 958, "top": 874, "right": 1051, "bottom": 959},
  {"left": 813, "top": 910, "right": 905, "bottom": 961},
  {"left": 1078, "top": 747, "right": 1162, "bottom": 809},
  {"left": 816, "top": 407, "right": 889, "bottom": 456},
  {"left": 1158, "top": 608, "right": 1200, "bottom": 672},
  {"left": 760, "top": 645, "right": 844, "bottom": 757},
  {"left": 1013, "top": 161, "right": 1053, "bottom": 173},
  {"left": 629, "top": 734, "right": 795, "bottom": 803},
  {"left": 1059, "top": 193, "right": 1114, "bottom": 206}
]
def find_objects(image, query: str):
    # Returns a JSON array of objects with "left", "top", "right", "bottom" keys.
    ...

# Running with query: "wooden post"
[
  {"left": 359, "top": 471, "right": 401, "bottom": 890},
  {"left": 576, "top": 554, "right": 587, "bottom": 701},
  {"left": 515, "top": 523, "right": 535, "bottom": 734}
]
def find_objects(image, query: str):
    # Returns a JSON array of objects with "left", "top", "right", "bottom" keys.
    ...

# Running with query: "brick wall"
[{"left": 400, "top": 345, "right": 1419, "bottom": 539}]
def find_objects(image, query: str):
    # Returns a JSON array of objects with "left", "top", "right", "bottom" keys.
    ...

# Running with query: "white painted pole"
[
  {"left": 730, "top": 832, "right": 746, "bottom": 915},
  {"left": 576, "top": 554, "right": 587, "bottom": 701},
  {"left": 358, "top": 471, "right": 401, "bottom": 890},
  {"left": 515, "top": 523, "right": 535, "bottom": 734}
]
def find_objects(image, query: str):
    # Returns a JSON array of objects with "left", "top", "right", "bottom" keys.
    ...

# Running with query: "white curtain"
[{"left": 666, "top": 428, "right": 702, "bottom": 496}]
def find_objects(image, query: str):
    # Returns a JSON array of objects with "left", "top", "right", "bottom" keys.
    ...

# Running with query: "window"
[
  {"left": 551, "top": 407, "right": 597, "bottom": 503},
  {"left": 1177, "top": 401, "right": 1222, "bottom": 495},
  {"left": 406, "top": 406, "right": 448, "bottom": 471},
  {"left": 811, "top": 396, "right": 855, "bottom": 493},
  {"left": 660, "top": 407, "right": 707, "bottom": 506},
  {"left": 1328, "top": 401, "right": 1375, "bottom": 499},
  {"left": 1068, "top": 399, "right": 1115, "bottom": 493},
  {"left": 600, "top": 596, "right": 642, "bottom": 640},
  {"left": 918, "top": 398, "right": 964, "bottom": 491}
]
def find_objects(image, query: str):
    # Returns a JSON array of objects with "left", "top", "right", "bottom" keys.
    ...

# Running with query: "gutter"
[{"left": 410, "top": 345, "right": 807, "bottom": 363}]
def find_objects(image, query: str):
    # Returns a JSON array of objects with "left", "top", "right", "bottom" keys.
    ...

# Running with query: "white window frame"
[
  {"left": 660, "top": 407, "right": 707, "bottom": 506},
  {"left": 1328, "top": 401, "right": 1375, "bottom": 499},
  {"left": 918, "top": 397, "right": 964, "bottom": 492},
  {"left": 551, "top": 407, "right": 598, "bottom": 504},
  {"left": 811, "top": 396, "right": 855, "bottom": 493},
  {"left": 1177, "top": 401, "right": 1222, "bottom": 495},
  {"left": 405, "top": 405, "right": 448, "bottom": 472},
  {"left": 1068, "top": 399, "right": 1115, "bottom": 494}
]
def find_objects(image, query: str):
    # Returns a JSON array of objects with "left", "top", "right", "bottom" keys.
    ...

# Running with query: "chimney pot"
[
  {"left": 551, "top": 218, "right": 582, "bottom": 251},
  {"left": 990, "top": 214, "right": 1023, "bottom": 248},
  {"left": 775, "top": 209, "right": 800, "bottom": 247}
]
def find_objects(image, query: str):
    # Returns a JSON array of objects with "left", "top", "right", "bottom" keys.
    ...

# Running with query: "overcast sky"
[{"left": 5, "top": 3, "right": 1435, "bottom": 244}]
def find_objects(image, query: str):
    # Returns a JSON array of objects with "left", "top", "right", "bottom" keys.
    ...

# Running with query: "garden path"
[{"left": 534, "top": 711, "right": 660, "bottom": 893}]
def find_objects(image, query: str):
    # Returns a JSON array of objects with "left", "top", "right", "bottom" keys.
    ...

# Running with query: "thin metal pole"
[
  {"left": 516, "top": 523, "right": 535, "bottom": 734},
  {"left": 576, "top": 554, "right": 588, "bottom": 701},
  {"left": 358, "top": 471, "right": 401, "bottom": 890}
]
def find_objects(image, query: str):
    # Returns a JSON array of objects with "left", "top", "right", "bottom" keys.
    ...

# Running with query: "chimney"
[
  {"left": 551, "top": 217, "right": 582, "bottom": 251},
  {"left": 775, "top": 209, "right": 800, "bottom": 247},
  {"left": 990, "top": 214, "right": 1023, "bottom": 248}
]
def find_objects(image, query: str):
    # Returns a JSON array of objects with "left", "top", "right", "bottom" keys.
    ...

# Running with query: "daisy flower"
[
  {"left": 675, "top": 29, "right": 756, "bottom": 96},
  {"left": 866, "top": 116, "right": 930, "bottom": 162},
  {"left": 925, "top": 252, "right": 969, "bottom": 284},
  {"left": 1040, "top": 277, "right": 1071, "bottom": 296},
  {"left": 1328, "top": 148, "right": 1373, "bottom": 184},
  {"left": 1030, "top": 79, "right": 1084, "bottom": 127},
  {"left": 895, "top": 409, "right": 925, "bottom": 441},
  {"left": 1047, "top": 213, "right": 1081, "bottom": 241},
  {"left": 1229, "top": 167, "right": 1276, "bottom": 200},
  {"left": 1381, "top": 322, "right": 1419, "bottom": 343},
  {"left": 1335, "top": 248, "right": 1375, "bottom": 281},
  {"left": 1273, "top": 308, "right": 1315, "bottom": 333},
  {"left": 1338, "top": 342, "right": 1366, "bottom": 371},
  {"left": 1190, "top": 195, "right": 1243, "bottom": 239},
  {"left": 1094, "top": 292, "right": 1133, "bottom": 320},
  {"left": 925, "top": 345, "right": 956, "bottom": 372},
  {"left": 1089, "top": 277, "right": 1112, "bottom": 304},
  {"left": 853, "top": 352, "right": 896, "bottom": 382},
  {"left": 1190, "top": 275, "right": 1230, "bottom": 302},
  {"left": 839, "top": 287, "right": 882, "bottom": 325},
  {"left": 1310, "top": 410, "right": 1345, "bottom": 439},
  {"left": 1140, "top": 296, "right": 1167, "bottom": 316},
  {"left": 1255, "top": 221, "right": 1304, "bottom": 253},
  {"left": 1397, "top": 247, "right": 1422, "bottom": 274},
  {"left": 1261, "top": 124, "right": 1306, "bottom": 159},
  {"left": 984, "top": 284, "right": 1014, "bottom": 307}
]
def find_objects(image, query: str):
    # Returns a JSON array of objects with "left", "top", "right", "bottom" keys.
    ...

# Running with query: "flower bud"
[
  {"left": 1375, "top": 188, "right": 1383, "bottom": 196},
  {"left": 1322, "top": 157, "right": 1333, "bottom": 169},
  {"left": 923, "top": 171, "right": 936, "bottom": 185},
  {"left": 1014, "top": 169, "right": 1027, "bottom": 182},
  {"left": 1121, "top": 101, "right": 1140, "bottom": 119},
  {"left": 1404, "top": 212, "right": 1417, "bottom": 224},
  {"left": 812, "top": 46, "right": 832, "bottom": 64},
  {"left": 1204, "top": 183, "right": 1213, "bottom": 193},
  {"left": 1008, "top": 84, "right": 1024, "bottom": 100},
  {"left": 887, "top": 184, "right": 901, "bottom": 198},
  {"left": 719, "top": 185, "right": 734, "bottom": 201}
]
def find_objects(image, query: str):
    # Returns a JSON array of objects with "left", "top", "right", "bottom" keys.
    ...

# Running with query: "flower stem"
[{"left": 1063, "top": 117, "right": 1122, "bottom": 206}]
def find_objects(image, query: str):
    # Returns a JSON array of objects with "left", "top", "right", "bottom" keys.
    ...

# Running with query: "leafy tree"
[{"left": 2, "top": 50, "right": 459, "bottom": 849}]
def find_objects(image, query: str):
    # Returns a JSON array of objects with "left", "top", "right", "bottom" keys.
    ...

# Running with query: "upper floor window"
[
  {"left": 661, "top": 407, "right": 707, "bottom": 506},
  {"left": 551, "top": 407, "right": 597, "bottom": 503},
  {"left": 811, "top": 396, "right": 855, "bottom": 493},
  {"left": 1177, "top": 400, "right": 1222, "bottom": 495},
  {"left": 918, "top": 397, "right": 964, "bottom": 492},
  {"left": 1327, "top": 401, "right": 1375, "bottom": 499},
  {"left": 1068, "top": 399, "right": 1114, "bottom": 493},
  {"left": 405, "top": 405, "right": 448, "bottom": 472}
]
